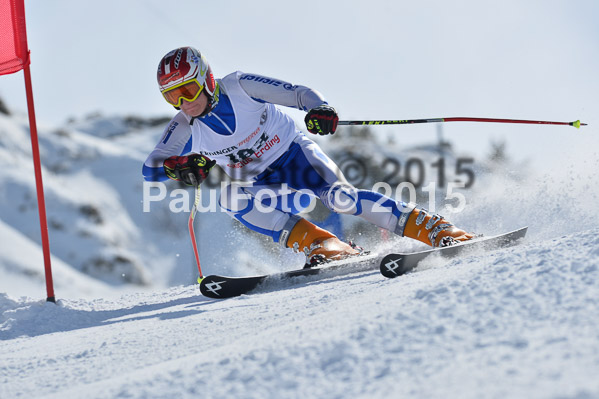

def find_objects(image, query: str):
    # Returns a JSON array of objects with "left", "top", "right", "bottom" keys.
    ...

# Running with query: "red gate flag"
[
  {"left": 0, "top": 0, "right": 30, "bottom": 75},
  {"left": 0, "top": 0, "right": 56, "bottom": 302}
]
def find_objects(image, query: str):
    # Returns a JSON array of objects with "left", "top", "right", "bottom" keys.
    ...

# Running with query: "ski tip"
[{"left": 380, "top": 254, "right": 406, "bottom": 279}]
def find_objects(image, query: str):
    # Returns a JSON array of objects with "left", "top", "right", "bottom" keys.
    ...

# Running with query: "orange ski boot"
[
  {"left": 284, "top": 218, "right": 363, "bottom": 267},
  {"left": 402, "top": 207, "right": 476, "bottom": 247}
]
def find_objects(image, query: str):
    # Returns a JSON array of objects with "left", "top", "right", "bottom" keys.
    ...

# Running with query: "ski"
[
  {"left": 380, "top": 227, "right": 528, "bottom": 278},
  {"left": 199, "top": 253, "right": 381, "bottom": 299},
  {"left": 199, "top": 227, "right": 528, "bottom": 297}
]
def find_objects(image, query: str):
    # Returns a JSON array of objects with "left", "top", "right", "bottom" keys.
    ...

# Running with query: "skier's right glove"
[
  {"left": 305, "top": 105, "right": 339, "bottom": 135},
  {"left": 163, "top": 154, "right": 216, "bottom": 186}
]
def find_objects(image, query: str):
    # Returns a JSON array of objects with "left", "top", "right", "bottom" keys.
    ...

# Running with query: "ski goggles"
[{"left": 161, "top": 78, "right": 204, "bottom": 107}]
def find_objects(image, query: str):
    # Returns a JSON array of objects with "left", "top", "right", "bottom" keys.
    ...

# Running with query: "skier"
[{"left": 143, "top": 46, "right": 474, "bottom": 266}]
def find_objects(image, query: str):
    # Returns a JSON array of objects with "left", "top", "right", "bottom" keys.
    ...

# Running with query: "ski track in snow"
[{"left": 2, "top": 229, "right": 599, "bottom": 399}]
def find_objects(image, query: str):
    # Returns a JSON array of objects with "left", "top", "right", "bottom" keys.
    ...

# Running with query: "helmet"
[{"left": 157, "top": 47, "right": 217, "bottom": 110}]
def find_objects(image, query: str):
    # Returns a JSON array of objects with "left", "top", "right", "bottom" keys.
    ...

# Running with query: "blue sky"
[{"left": 1, "top": 0, "right": 597, "bottom": 168}]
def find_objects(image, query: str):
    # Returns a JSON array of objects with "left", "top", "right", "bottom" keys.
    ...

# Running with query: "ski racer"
[{"left": 143, "top": 46, "right": 475, "bottom": 266}]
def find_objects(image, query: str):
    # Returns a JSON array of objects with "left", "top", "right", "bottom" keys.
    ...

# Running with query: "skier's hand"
[
  {"left": 163, "top": 154, "right": 217, "bottom": 186},
  {"left": 305, "top": 105, "right": 339, "bottom": 135}
]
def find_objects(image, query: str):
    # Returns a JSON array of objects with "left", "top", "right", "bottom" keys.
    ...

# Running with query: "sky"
[{"left": 1, "top": 0, "right": 598, "bottom": 169}]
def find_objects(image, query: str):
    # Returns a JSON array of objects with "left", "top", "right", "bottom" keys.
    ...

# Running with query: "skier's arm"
[
  {"left": 142, "top": 113, "right": 194, "bottom": 182},
  {"left": 237, "top": 72, "right": 328, "bottom": 111}
]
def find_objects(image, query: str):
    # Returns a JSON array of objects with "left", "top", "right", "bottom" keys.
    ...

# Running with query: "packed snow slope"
[{"left": 1, "top": 227, "right": 599, "bottom": 399}]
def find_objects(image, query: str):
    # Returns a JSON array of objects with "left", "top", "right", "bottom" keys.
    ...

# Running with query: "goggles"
[{"left": 161, "top": 78, "right": 204, "bottom": 107}]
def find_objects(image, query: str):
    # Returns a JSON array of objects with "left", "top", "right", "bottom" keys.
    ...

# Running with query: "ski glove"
[
  {"left": 305, "top": 105, "right": 339, "bottom": 135},
  {"left": 163, "top": 154, "right": 216, "bottom": 186}
]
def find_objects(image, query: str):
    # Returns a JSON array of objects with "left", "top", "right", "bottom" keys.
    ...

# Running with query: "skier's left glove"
[
  {"left": 305, "top": 105, "right": 339, "bottom": 135},
  {"left": 163, "top": 154, "right": 217, "bottom": 186}
]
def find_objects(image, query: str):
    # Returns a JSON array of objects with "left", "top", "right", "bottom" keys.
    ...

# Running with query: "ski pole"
[
  {"left": 338, "top": 117, "right": 587, "bottom": 129},
  {"left": 188, "top": 182, "right": 204, "bottom": 282}
]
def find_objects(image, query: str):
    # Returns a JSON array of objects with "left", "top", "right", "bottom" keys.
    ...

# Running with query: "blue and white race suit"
[{"left": 143, "top": 72, "right": 414, "bottom": 244}]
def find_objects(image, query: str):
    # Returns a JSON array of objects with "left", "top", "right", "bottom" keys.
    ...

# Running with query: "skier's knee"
[{"left": 320, "top": 183, "right": 359, "bottom": 215}]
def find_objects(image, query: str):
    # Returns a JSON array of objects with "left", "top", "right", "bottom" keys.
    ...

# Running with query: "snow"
[
  {"left": 1, "top": 108, "right": 599, "bottom": 397},
  {"left": 0, "top": 218, "right": 119, "bottom": 299},
  {"left": 2, "top": 229, "right": 598, "bottom": 398}
]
